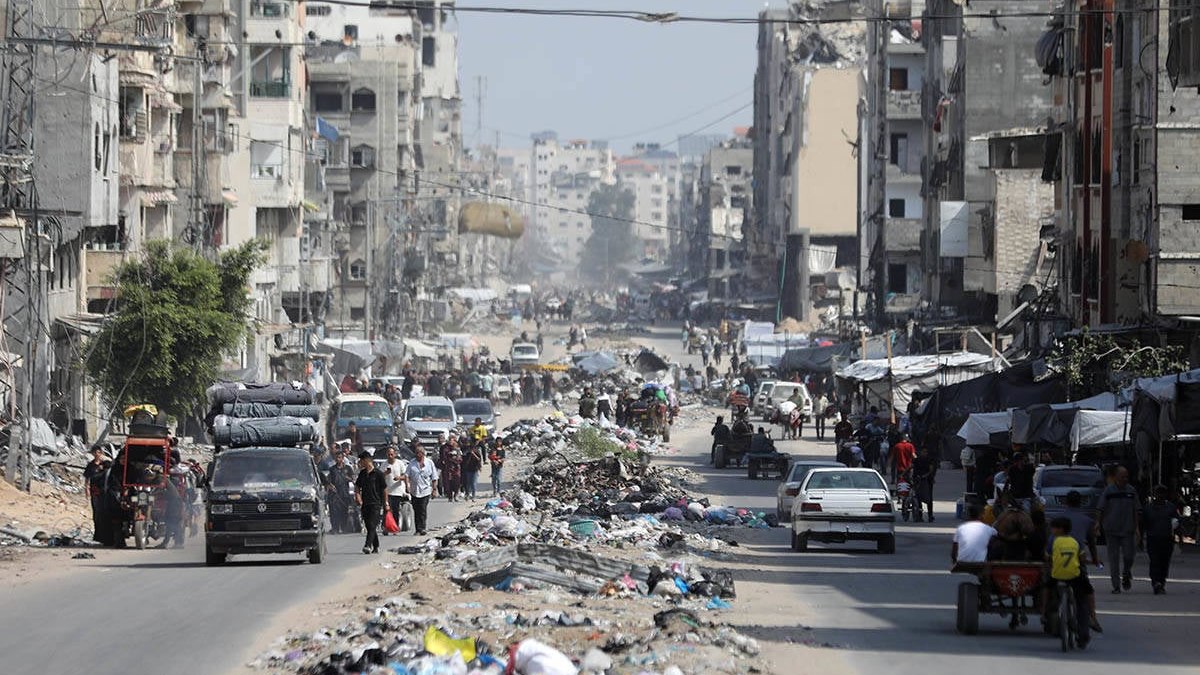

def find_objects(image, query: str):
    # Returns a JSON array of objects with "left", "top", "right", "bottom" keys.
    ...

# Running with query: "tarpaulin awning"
[
  {"left": 1071, "top": 410, "right": 1131, "bottom": 449},
  {"left": 957, "top": 411, "right": 1012, "bottom": 447},
  {"left": 838, "top": 352, "right": 993, "bottom": 383},
  {"left": 403, "top": 338, "right": 437, "bottom": 360},
  {"left": 449, "top": 288, "right": 498, "bottom": 302},
  {"left": 575, "top": 351, "right": 619, "bottom": 375}
]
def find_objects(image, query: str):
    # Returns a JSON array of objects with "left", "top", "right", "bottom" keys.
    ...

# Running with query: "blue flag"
[{"left": 315, "top": 116, "right": 339, "bottom": 142}]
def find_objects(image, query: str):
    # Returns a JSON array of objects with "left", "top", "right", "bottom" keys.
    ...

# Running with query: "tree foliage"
[
  {"left": 1050, "top": 327, "right": 1188, "bottom": 396},
  {"left": 84, "top": 240, "right": 267, "bottom": 419},
  {"left": 580, "top": 183, "right": 636, "bottom": 282}
]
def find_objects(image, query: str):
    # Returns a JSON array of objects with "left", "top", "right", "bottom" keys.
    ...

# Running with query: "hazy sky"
[{"left": 457, "top": 1, "right": 779, "bottom": 153}]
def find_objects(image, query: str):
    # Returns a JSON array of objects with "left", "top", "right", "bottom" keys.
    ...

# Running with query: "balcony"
[
  {"left": 887, "top": 89, "right": 921, "bottom": 119},
  {"left": 249, "top": 1, "right": 290, "bottom": 18},
  {"left": 251, "top": 81, "right": 291, "bottom": 98},
  {"left": 885, "top": 218, "right": 922, "bottom": 252}
]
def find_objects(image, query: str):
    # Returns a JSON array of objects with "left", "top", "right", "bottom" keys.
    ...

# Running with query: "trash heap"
[
  {"left": 496, "top": 414, "right": 673, "bottom": 461},
  {"left": 256, "top": 444, "right": 775, "bottom": 674}
]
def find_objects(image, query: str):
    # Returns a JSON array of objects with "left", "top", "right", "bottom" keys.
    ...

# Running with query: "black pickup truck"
[{"left": 205, "top": 446, "right": 326, "bottom": 566}]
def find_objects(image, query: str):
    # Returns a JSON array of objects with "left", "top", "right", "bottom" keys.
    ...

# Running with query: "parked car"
[
  {"left": 398, "top": 396, "right": 459, "bottom": 450},
  {"left": 752, "top": 380, "right": 777, "bottom": 417},
  {"left": 776, "top": 460, "right": 846, "bottom": 519},
  {"left": 453, "top": 398, "right": 498, "bottom": 435},
  {"left": 790, "top": 467, "right": 895, "bottom": 554},
  {"left": 1035, "top": 464, "right": 1105, "bottom": 511}
]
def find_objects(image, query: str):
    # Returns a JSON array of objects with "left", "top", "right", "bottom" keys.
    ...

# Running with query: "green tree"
[
  {"left": 84, "top": 239, "right": 267, "bottom": 419},
  {"left": 580, "top": 183, "right": 636, "bottom": 282},
  {"left": 1050, "top": 327, "right": 1188, "bottom": 398}
]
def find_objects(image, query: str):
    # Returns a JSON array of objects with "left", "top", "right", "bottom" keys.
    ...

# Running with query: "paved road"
[{"left": 642, "top": 324, "right": 1200, "bottom": 675}]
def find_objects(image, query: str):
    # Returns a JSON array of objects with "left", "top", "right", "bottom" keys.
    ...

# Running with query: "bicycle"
[{"left": 1055, "top": 581, "right": 1079, "bottom": 651}]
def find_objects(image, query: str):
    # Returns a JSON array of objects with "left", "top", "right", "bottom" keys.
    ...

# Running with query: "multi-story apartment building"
[
  {"left": 530, "top": 135, "right": 616, "bottom": 268},
  {"left": 921, "top": 0, "right": 1055, "bottom": 326},
  {"left": 1046, "top": 0, "right": 1200, "bottom": 324},
  {"left": 698, "top": 140, "right": 753, "bottom": 300},
  {"left": 861, "top": 0, "right": 928, "bottom": 324},
  {"left": 615, "top": 158, "right": 671, "bottom": 262},
  {"left": 754, "top": 1, "right": 864, "bottom": 322}
]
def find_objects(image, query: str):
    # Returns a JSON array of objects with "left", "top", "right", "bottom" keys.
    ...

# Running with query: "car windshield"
[
  {"left": 455, "top": 401, "right": 493, "bottom": 417},
  {"left": 340, "top": 400, "right": 392, "bottom": 421},
  {"left": 513, "top": 346, "right": 537, "bottom": 356},
  {"left": 211, "top": 453, "right": 313, "bottom": 491},
  {"left": 406, "top": 405, "right": 455, "bottom": 421},
  {"left": 805, "top": 471, "right": 887, "bottom": 491},
  {"left": 1042, "top": 469, "right": 1104, "bottom": 489}
]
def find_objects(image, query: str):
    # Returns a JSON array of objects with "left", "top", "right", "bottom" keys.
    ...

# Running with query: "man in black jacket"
[{"left": 354, "top": 451, "right": 389, "bottom": 554}]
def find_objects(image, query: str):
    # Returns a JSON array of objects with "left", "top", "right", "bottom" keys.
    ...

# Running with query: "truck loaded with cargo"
[{"left": 203, "top": 382, "right": 327, "bottom": 566}]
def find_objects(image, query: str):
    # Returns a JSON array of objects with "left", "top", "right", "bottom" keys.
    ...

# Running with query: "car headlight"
[
  {"left": 210, "top": 503, "right": 234, "bottom": 515},
  {"left": 291, "top": 501, "right": 314, "bottom": 513}
]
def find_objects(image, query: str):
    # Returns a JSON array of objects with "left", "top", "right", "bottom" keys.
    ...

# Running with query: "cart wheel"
[
  {"left": 205, "top": 545, "right": 226, "bottom": 567},
  {"left": 714, "top": 446, "right": 727, "bottom": 469},
  {"left": 957, "top": 582, "right": 980, "bottom": 634},
  {"left": 133, "top": 520, "right": 147, "bottom": 550}
]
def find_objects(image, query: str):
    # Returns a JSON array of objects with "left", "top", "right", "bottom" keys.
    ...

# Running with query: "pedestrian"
[
  {"left": 814, "top": 393, "right": 829, "bottom": 440},
  {"left": 1142, "top": 485, "right": 1179, "bottom": 594},
  {"left": 405, "top": 444, "right": 438, "bottom": 536},
  {"left": 83, "top": 447, "right": 111, "bottom": 543},
  {"left": 324, "top": 452, "right": 356, "bottom": 533},
  {"left": 1097, "top": 465, "right": 1141, "bottom": 593},
  {"left": 542, "top": 371, "right": 554, "bottom": 402},
  {"left": 354, "top": 451, "right": 388, "bottom": 554},
  {"left": 345, "top": 421, "right": 364, "bottom": 454},
  {"left": 912, "top": 447, "right": 936, "bottom": 522},
  {"left": 439, "top": 439, "right": 463, "bottom": 501},
  {"left": 960, "top": 445, "right": 977, "bottom": 494},
  {"left": 462, "top": 441, "right": 483, "bottom": 500},
  {"left": 469, "top": 417, "right": 488, "bottom": 444},
  {"left": 488, "top": 439, "right": 506, "bottom": 497},
  {"left": 383, "top": 446, "right": 411, "bottom": 533},
  {"left": 893, "top": 435, "right": 916, "bottom": 481}
]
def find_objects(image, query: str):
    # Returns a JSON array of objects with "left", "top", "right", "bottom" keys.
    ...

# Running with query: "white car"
[
  {"left": 776, "top": 460, "right": 845, "bottom": 519},
  {"left": 767, "top": 382, "right": 814, "bottom": 421},
  {"left": 752, "top": 380, "right": 777, "bottom": 416},
  {"left": 790, "top": 467, "right": 895, "bottom": 554}
]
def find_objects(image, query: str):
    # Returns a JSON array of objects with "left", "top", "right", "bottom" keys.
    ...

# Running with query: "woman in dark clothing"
[{"left": 439, "top": 440, "right": 463, "bottom": 502}]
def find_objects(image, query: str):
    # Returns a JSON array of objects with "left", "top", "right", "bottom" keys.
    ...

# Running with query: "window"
[
  {"left": 344, "top": 25, "right": 358, "bottom": 41},
  {"left": 94, "top": 123, "right": 102, "bottom": 170},
  {"left": 1171, "top": 2, "right": 1200, "bottom": 87},
  {"left": 422, "top": 37, "right": 436, "bottom": 67},
  {"left": 889, "top": 199, "right": 907, "bottom": 218},
  {"left": 417, "top": 6, "right": 436, "bottom": 28},
  {"left": 350, "top": 145, "right": 375, "bottom": 168},
  {"left": 306, "top": 4, "right": 331, "bottom": 16},
  {"left": 184, "top": 14, "right": 210, "bottom": 39},
  {"left": 351, "top": 88, "right": 376, "bottom": 112},
  {"left": 651, "top": 184, "right": 664, "bottom": 194},
  {"left": 250, "top": 1, "right": 288, "bottom": 17},
  {"left": 725, "top": 165, "right": 742, "bottom": 176},
  {"left": 349, "top": 259, "right": 366, "bottom": 280},
  {"left": 889, "top": 67, "right": 909, "bottom": 91},
  {"left": 119, "top": 87, "right": 145, "bottom": 139},
  {"left": 103, "top": 126, "right": 113, "bottom": 175},
  {"left": 250, "top": 140, "right": 283, "bottom": 179},
  {"left": 350, "top": 204, "right": 367, "bottom": 224},
  {"left": 651, "top": 211, "right": 663, "bottom": 220},
  {"left": 1183, "top": 204, "right": 1200, "bottom": 220},
  {"left": 889, "top": 133, "right": 908, "bottom": 166},
  {"left": 313, "top": 91, "right": 343, "bottom": 112},
  {"left": 350, "top": 307, "right": 365, "bottom": 321},
  {"left": 887, "top": 263, "right": 908, "bottom": 294}
]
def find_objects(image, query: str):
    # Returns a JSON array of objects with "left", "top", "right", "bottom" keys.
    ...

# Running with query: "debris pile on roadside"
[
  {"left": 496, "top": 414, "right": 674, "bottom": 461},
  {"left": 254, "top": 419, "right": 774, "bottom": 674}
]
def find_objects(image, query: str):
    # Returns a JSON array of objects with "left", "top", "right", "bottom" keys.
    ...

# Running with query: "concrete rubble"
[{"left": 253, "top": 417, "right": 774, "bottom": 674}]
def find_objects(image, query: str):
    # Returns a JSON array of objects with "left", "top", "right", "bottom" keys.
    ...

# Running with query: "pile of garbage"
[{"left": 497, "top": 414, "right": 673, "bottom": 463}]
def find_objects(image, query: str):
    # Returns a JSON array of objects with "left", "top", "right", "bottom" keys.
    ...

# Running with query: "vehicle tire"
[
  {"left": 877, "top": 534, "right": 896, "bottom": 554},
  {"left": 308, "top": 535, "right": 325, "bottom": 565},
  {"left": 714, "top": 446, "right": 727, "bottom": 469},
  {"left": 792, "top": 531, "right": 808, "bottom": 552},
  {"left": 205, "top": 545, "right": 226, "bottom": 567},
  {"left": 133, "top": 519, "right": 147, "bottom": 550},
  {"left": 957, "top": 582, "right": 979, "bottom": 635}
]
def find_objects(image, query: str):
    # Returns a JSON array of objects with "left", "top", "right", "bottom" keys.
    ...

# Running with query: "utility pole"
[{"left": 186, "top": 49, "right": 209, "bottom": 254}]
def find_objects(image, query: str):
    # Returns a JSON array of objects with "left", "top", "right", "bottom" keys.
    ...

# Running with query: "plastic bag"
[
  {"left": 384, "top": 510, "right": 401, "bottom": 534},
  {"left": 423, "top": 626, "right": 476, "bottom": 663},
  {"left": 509, "top": 638, "right": 578, "bottom": 675}
]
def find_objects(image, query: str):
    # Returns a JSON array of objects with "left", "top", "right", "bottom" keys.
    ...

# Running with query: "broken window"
[
  {"left": 350, "top": 145, "right": 376, "bottom": 168},
  {"left": 889, "top": 198, "right": 907, "bottom": 218},
  {"left": 889, "top": 67, "right": 909, "bottom": 91},
  {"left": 888, "top": 263, "right": 908, "bottom": 294},
  {"left": 351, "top": 88, "right": 376, "bottom": 112},
  {"left": 422, "top": 37, "right": 436, "bottom": 67},
  {"left": 349, "top": 259, "right": 366, "bottom": 280},
  {"left": 890, "top": 133, "right": 909, "bottom": 167},
  {"left": 313, "top": 90, "right": 343, "bottom": 112}
]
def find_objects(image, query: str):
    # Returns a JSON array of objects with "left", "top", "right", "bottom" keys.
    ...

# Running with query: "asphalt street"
[{"left": 643, "top": 325, "right": 1200, "bottom": 675}]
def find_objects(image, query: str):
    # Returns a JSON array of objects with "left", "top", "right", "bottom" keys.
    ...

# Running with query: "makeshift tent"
[
  {"left": 779, "top": 335, "right": 903, "bottom": 374},
  {"left": 743, "top": 332, "right": 810, "bottom": 368},
  {"left": 1070, "top": 410, "right": 1131, "bottom": 450},
  {"left": 634, "top": 350, "right": 670, "bottom": 375},
  {"left": 957, "top": 411, "right": 1012, "bottom": 447},
  {"left": 574, "top": 351, "right": 619, "bottom": 375},
  {"left": 837, "top": 352, "right": 995, "bottom": 412},
  {"left": 403, "top": 338, "right": 437, "bottom": 360}
]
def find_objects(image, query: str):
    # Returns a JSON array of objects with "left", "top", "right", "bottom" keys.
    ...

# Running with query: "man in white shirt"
[
  {"left": 405, "top": 444, "right": 439, "bottom": 535},
  {"left": 383, "top": 446, "right": 410, "bottom": 533},
  {"left": 952, "top": 505, "right": 997, "bottom": 564}
]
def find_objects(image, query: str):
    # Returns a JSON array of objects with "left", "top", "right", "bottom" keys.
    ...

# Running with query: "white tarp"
[
  {"left": 742, "top": 321, "right": 774, "bottom": 341},
  {"left": 1050, "top": 391, "right": 1119, "bottom": 411},
  {"left": 438, "top": 333, "right": 476, "bottom": 350},
  {"left": 449, "top": 287, "right": 499, "bottom": 302},
  {"left": 957, "top": 411, "right": 1012, "bottom": 446},
  {"left": 1071, "top": 410, "right": 1131, "bottom": 451},
  {"left": 1124, "top": 368, "right": 1200, "bottom": 404},
  {"left": 403, "top": 338, "right": 437, "bottom": 360},
  {"left": 838, "top": 352, "right": 994, "bottom": 383}
]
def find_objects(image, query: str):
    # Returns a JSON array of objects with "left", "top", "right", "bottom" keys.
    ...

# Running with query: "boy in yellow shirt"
[{"left": 1049, "top": 517, "right": 1094, "bottom": 648}]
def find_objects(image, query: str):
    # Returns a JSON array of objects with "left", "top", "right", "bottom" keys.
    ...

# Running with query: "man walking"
[
  {"left": 488, "top": 440, "right": 506, "bottom": 497},
  {"left": 405, "top": 444, "right": 439, "bottom": 535},
  {"left": 83, "top": 447, "right": 111, "bottom": 542},
  {"left": 354, "top": 451, "right": 388, "bottom": 554},
  {"left": 383, "top": 446, "right": 411, "bottom": 533},
  {"left": 1097, "top": 465, "right": 1141, "bottom": 593},
  {"left": 1142, "top": 485, "right": 1179, "bottom": 594}
]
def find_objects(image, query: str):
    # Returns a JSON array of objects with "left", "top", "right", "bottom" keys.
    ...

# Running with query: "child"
[{"left": 1048, "top": 517, "right": 1096, "bottom": 648}]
